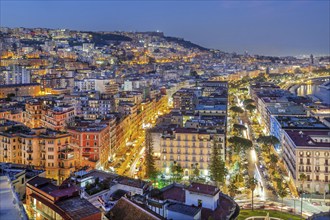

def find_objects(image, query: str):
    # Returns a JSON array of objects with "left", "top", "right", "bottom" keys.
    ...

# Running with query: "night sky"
[{"left": 1, "top": 0, "right": 329, "bottom": 56}]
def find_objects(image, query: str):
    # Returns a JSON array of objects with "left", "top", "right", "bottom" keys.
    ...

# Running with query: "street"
[{"left": 231, "top": 90, "right": 330, "bottom": 218}]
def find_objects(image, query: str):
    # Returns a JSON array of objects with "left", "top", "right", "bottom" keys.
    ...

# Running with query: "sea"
[{"left": 296, "top": 79, "right": 330, "bottom": 105}]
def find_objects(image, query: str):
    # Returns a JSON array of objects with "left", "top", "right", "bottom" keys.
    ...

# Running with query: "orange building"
[{"left": 0, "top": 124, "right": 78, "bottom": 183}]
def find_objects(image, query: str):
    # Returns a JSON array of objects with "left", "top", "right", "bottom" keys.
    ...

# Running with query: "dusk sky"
[{"left": 1, "top": 0, "right": 329, "bottom": 56}]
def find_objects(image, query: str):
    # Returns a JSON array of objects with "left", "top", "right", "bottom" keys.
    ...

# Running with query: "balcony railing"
[{"left": 27, "top": 148, "right": 33, "bottom": 153}]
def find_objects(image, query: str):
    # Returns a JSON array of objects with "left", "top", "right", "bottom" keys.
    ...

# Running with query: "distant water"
[{"left": 296, "top": 80, "right": 330, "bottom": 104}]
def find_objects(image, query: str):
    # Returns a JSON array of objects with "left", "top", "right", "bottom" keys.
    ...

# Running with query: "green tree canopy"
[
  {"left": 245, "top": 104, "right": 256, "bottom": 113},
  {"left": 233, "top": 123, "right": 247, "bottom": 131},
  {"left": 170, "top": 161, "right": 183, "bottom": 182},
  {"left": 228, "top": 136, "right": 253, "bottom": 154},
  {"left": 230, "top": 106, "right": 244, "bottom": 114},
  {"left": 243, "top": 99, "right": 254, "bottom": 106},
  {"left": 145, "top": 129, "right": 157, "bottom": 180},
  {"left": 257, "top": 135, "right": 280, "bottom": 146}
]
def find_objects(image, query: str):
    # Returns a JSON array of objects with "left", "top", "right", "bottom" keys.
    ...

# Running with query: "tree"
[
  {"left": 230, "top": 106, "right": 244, "bottom": 115},
  {"left": 170, "top": 161, "right": 183, "bottom": 182},
  {"left": 269, "top": 154, "right": 278, "bottom": 170},
  {"left": 209, "top": 138, "right": 227, "bottom": 187},
  {"left": 228, "top": 182, "right": 239, "bottom": 198},
  {"left": 145, "top": 129, "right": 157, "bottom": 180},
  {"left": 233, "top": 123, "right": 247, "bottom": 134},
  {"left": 191, "top": 163, "right": 200, "bottom": 181},
  {"left": 245, "top": 104, "right": 256, "bottom": 113},
  {"left": 299, "top": 173, "right": 307, "bottom": 218},
  {"left": 278, "top": 184, "right": 288, "bottom": 212},
  {"left": 243, "top": 99, "right": 254, "bottom": 106},
  {"left": 257, "top": 135, "right": 280, "bottom": 151},
  {"left": 247, "top": 176, "right": 258, "bottom": 211},
  {"left": 15, "top": 87, "right": 19, "bottom": 97},
  {"left": 5, "top": 93, "right": 15, "bottom": 101},
  {"left": 228, "top": 136, "right": 253, "bottom": 154}
]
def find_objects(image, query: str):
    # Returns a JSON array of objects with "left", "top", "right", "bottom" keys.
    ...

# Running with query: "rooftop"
[
  {"left": 149, "top": 183, "right": 185, "bottom": 203},
  {"left": 167, "top": 203, "right": 201, "bottom": 217},
  {"left": 56, "top": 196, "right": 101, "bottom": 220},
  {"left": 115, "top": 176, "right": 149, "bottom": 189},
  {"left": 267, "top": 103, "right": 306, "bottom": 115},
  {"left": 275, "top": 116, "right": 329, "bottom": 130},
  {"left": 107, "top": 197, "right": 162, "bottom": 220},
  {"left": 285, "top": 130, "right": 330, "bottom": 148},
  {"left": 186, "top": 182, "right": 220, "bottom": 196}
]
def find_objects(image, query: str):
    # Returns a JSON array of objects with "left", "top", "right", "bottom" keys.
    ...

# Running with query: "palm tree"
[
  {"left": 15, "top": 87, "right": 19, "bottom": 97},
  {"left": 278, "top": 184, "right": 288, "bottom": 212},
  {"left": 228, "top": 182, "right": 238, "bottom": 198},
  {"left": 247, "top": 176, "right": 258, "bottom": 211},
  {"left": 299, "top": 173, "right": 307, "bottom": 218}
]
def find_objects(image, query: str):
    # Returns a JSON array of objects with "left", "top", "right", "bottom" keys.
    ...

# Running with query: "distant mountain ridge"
[{"left": 164, "top": 36, "right": 209, "bottom": 51}]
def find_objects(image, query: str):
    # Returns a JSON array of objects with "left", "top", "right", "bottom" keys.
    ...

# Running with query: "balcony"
[
  {"left": 27, "top": 157, "right": 33, "bottom": 161},
  {"left": 39, "top": 141, "right": 45, "bottom": 145},
  {"left": 27, "top": 142, "right": 32, "bottom": 146},
  {"left": 41, "top": 157, "right": 46, "bottom": 161},
  {"left": 27, "top": 148, "right": 33, "bottom": 153}
]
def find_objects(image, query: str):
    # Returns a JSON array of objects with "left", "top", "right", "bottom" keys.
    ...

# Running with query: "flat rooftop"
[
  {"left": 275, "top": 116, "right": 329, "bottom": 129},
  {"left": 56, "top": 196, "right": 101, "bottom": 220}
]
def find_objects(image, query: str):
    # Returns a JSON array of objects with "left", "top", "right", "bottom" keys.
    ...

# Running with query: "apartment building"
[
  {"left": 67, "top": 119, "right": 111, "bottom": 170},
  {"left": 159, "top": 128, "right": 225, "bottom": 177},
  {"left": 153, "top": 81, "right": 228, "bottom": 178},
  {"left": 282, "top": 130, "right": 330, "bottom": 193},
  {"left": 24, "top": 99, "right": 43, "bottom": 128},
  {"left": 0, "top": 123, "right": 76, "bottom": 183},
  {"left": 41, "top": 105, "right": 75, "bottom": 131}
]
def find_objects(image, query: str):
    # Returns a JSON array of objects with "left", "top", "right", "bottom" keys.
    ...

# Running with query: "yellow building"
[{"left": 158, "top": 128, "right": 225, "bottom": 177}]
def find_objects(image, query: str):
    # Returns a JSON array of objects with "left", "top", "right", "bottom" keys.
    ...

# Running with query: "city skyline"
[{"left": 1, "top": 0, "right": 329, "bottom": 56}]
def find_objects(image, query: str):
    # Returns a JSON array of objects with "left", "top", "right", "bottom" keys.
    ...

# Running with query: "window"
[
  {"left": 198, "top": 199, "right": 203, "bottom": 207},
  {"left": 48, "top": 155, "right": 54, "bottom": 160}
]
